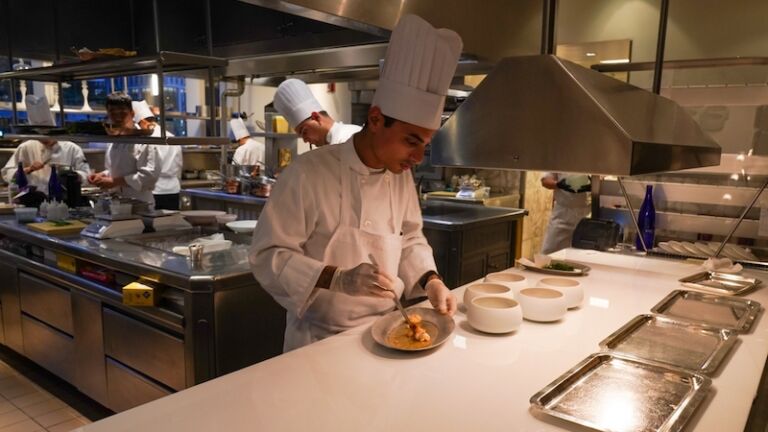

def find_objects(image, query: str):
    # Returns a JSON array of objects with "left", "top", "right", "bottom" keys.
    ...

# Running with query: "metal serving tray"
[
  {"left": 651, "top": 290, "right": 762, "bottom": 333},
  {"left": 530, "top": 353, "right": 711, "bottom": 432},
  {"left": 599, "top": 314, "right": 737, "bottom": 374},
  {"left": 678, "top": 271, "right": 761, "bottom": 296}
]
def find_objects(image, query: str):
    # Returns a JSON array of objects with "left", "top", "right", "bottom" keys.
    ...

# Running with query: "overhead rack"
[{"left": 0, "top": 51, "right": 227, "bottom": 82}]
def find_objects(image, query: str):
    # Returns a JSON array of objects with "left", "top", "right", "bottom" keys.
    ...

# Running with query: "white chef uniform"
[
  {"left": 230, "top": 118, "right": 265, "bottom": 166},
  {"left": 1, "top": 140, "right": 91, "bottom": 193},
  {"left": 326, "top": 121, "right": 362, "bottom": 145},
  {"left": 133, "top": 101, "right": 182, "bottom": 196},
  {"left": 103, "top": 142, "right": 160, "bottom": 204},
  {"left": 250, "top": 14, "right": 462, "bottom": 352},
  {"left": 540, "top": 172, "right": 591, "bottom": 255},
  {"left": 274, "top": 78, "right": 362, "bottom": 146}
]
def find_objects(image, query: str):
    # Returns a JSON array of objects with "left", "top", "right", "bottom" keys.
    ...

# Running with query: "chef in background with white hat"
[
  {"left": 230, "top": 117, "right": 265, "bottom": 166},
  {"left": 274, "top": 78, "right": 361, "bottom": 147},
  {"left": 2, "top": 95, "right": 91, "bottom": 193},
  {"left": 132, "top": 100, "right": 183, "bottom": 210},
  {"left": 250, "top": 14, "right": 462, "bottom": 352}
]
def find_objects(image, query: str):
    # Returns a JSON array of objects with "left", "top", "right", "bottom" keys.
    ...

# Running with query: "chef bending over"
[{"left": 250, "top": 15, "right": 461, "bottom": 352}]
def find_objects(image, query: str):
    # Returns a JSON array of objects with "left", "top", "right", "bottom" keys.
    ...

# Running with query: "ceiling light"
[
  {"left": 599, "top": 59, "right": 630, "bottom": 64},
  {"left": 585, "top": 52, "right": 597, "bottom": 57}
]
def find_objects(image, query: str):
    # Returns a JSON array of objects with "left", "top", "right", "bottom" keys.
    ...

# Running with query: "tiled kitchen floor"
[{"left": 0, "top": 360, "right": 90, "bottom": 432}]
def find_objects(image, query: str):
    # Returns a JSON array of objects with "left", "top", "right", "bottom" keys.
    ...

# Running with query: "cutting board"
[{"left": 27, "top": 220, "right": 88, "bottom": 235}]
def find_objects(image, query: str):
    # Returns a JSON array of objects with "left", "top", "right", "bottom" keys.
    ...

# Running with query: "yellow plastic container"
[{"left": 272, "top": 115, "right": 290, "bottom": 133}]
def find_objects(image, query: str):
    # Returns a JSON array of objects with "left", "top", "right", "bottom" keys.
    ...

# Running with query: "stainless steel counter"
[
  {"left": 0, "top": 219, "right": 255, "bottom": 291},
  {"left": 182, "top": 187, "right": 526, "bottom": 230}
]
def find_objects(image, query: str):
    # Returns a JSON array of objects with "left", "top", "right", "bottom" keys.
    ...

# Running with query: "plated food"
[
  {"left": 517, "top": 258, "right": 591, "bottom": 276},
  {"left": 371, "top": 307, "right": 455, "bottom": 351}
]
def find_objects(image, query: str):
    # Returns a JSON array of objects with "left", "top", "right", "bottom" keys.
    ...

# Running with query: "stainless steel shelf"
[
  {"left": 0, "top": 51, "right": 227, "bottom": 82},
  {"left": 3, "top": 134, "right": 229, "bottom": 146}
]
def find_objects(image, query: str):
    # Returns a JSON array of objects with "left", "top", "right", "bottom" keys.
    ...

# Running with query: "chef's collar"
[
  {"left": 325, "top": 122, "right": 340, "bottom": 145},
  {"left": 341, "top": 139, "right": 385, "bottom": 176}
]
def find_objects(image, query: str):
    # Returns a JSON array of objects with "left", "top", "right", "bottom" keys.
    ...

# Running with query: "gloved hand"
[
  {"left": 425, "top": 278, "right": 457, "bottom": 315},
  {"left": 329, "top": 263, "right": 393, "bottom": 298},
  {"left": 556, "top": 175, "right": 591, "bottom": 193}
]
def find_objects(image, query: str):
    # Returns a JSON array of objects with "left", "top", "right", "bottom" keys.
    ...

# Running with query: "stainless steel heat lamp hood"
[{"left": 431, "top": 55, "right": 722, "bottom": 176}]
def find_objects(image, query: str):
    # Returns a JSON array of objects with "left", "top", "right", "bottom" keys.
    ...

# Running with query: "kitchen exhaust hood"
[{"left": 430, "top": 55, "right": 722, "bottom": 176}]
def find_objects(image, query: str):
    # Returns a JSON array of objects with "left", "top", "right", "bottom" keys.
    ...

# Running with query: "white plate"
[
  {"left": 370, "top": 307, "right": 455, "bottom": 352},
  {"left": 694, "top": 242, "right": 717, "bottom": 256},
  {"left": 679, "top": 241, "right": 706, "bottom": 257},
  {"left": 667, "top": 241, "right": 692, "bottom": 256},
  {"left": 226, "top": 220, "right": 258, "bottom": 233},
  {"left": 657, "top": 242, "right": 678, "bottom": 255}
]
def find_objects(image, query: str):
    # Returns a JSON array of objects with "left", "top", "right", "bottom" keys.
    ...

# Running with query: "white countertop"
[{"left": 77, "top": 249, "right": 768, "bottom": 432}]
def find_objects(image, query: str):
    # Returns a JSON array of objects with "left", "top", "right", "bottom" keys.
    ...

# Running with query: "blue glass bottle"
[
  {"left": 636, "top": 185, "right": 656, "bottom": 250},
  {"left": 15, "top": 162, "right": 28, "bottom": 190},
  {"left": 48, "top": 166, "right": 64, "bottom": 202}
]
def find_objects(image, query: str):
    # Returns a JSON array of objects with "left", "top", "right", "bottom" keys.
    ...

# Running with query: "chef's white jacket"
[
  {"left": 149, "top": 129, "right": 182, "bottom": 195},
  {"left": 102, "top": 143, "right": 160, "bottom": 204},
  {"left": 326, "top": 121, "right": 361, "bottom": 145},
  {"left": 250, "top": 139, "right": 436, "bottom": 341},
  {"left": 1, "top": 140, "right": 91, "bottom": 192},
  {"left": 233, "top": 138, "right": 265, "bottom": 166}
]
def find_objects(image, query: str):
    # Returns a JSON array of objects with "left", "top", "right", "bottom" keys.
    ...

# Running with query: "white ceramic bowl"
[
  {"left": 13, "top": 207, "right": 37, "bottom": 223},
  {"left": 537, "top": 277, "right": 583, "bottom": 309},
  {"left": 517, "top": 288, "right": 568, "bottom": 322},
  {"left": 180, "top": 210, "right": 226, "bottom": 225},
  {"left": 484, "top": 272, "right": 528, "bottom": 295},
  {"left": 215, "top": 213, "right": 238, "bottom": 224},
  {"left": 467, "top": 296, "right": 523, "bottom": 334},
  {"left": 463, "top": 283, "right": 515, "bottom": 306},
  {"left": 226, "top": 220, "right": 258, "bottom": 233}
]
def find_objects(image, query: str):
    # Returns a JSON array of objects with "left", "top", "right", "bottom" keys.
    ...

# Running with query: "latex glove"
[
  {"left": 556, "top": 175, "right": 591, "bottom": 193},
  {"left": 425, "top": 278, "right": 457, "bottom": 316},
  {"left": 329, "top": 263, "right": 392, "bottom": 298}
]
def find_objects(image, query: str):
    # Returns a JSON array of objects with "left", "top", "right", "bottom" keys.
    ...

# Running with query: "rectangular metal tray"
[
  {"left": 599, "top": 314, "right": 737, "bottom": 374},
  {"left": 530, "top": 353, "right": 711, "bottom": 432},
  {"left": 651, "top": 290, "right": 762, "bottom": 333},
  {"left": 678, "top": 271, "right": 761, "bottom": 296}
]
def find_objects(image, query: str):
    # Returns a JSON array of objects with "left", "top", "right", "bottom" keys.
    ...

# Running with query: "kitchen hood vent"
[{"left": 430, "top": 55, "right": 722, "bottom": 176}]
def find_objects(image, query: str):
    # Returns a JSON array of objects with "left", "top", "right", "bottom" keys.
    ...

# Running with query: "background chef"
[
  {"left": 88, "top": 92, "right": 160, "bottom": 205},
  {"left": 273, "top": 78, "right": 361, "bottom": 147},
  {"left": 1, "top": 95, "right": 91, "bottom": 194},
  {"left": 250, "top": 14, "right": 462, "bottom": 352},
  {"left": 133, "top": 100, "right": 183, "bottom": 210},
  {"left": 540, "top": 173, "right": 591, "bottom": 254},
  {"left": 230, "top": 117, "right": 265, "bottom": 166}
]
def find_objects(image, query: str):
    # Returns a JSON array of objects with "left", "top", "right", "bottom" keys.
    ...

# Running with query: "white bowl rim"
[
  {"left": 519, "top": 287, "right": 564, "bottom": 299},
  {"left": 538, "top": 277, "right": 580, "bottom": 287},
  {"left": 471, "top": 296, "right": 519, "bottom": 309}
]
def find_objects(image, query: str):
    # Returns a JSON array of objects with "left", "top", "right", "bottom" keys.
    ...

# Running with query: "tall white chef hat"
[
  {"left": 273, "top": 79, "right": 324, "bottom": 128},
  {"left": 372, "top": 15, "right": 463, "bottom": 130},
  {"left": 132, "top": 100, "right": 155, "bottom": 123},
  {"left": 26, "top": 95, "right": 55, "bottom": 126},
  {"left": 229, "top": 118, "right": 250, "bottom": 141}
]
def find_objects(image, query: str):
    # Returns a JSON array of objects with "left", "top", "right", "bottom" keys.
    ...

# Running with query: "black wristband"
[{"left": 419, "top": 270, "right": 442, "bottom": 288}]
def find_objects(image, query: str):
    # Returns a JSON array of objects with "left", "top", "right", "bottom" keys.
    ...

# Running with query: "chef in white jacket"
[
  {"left": 88, "top": 93, "right": 159, "bottom": 204},
  {"left": 250, "top": 14, "right": 462, "bottom": 352},
  {"left": 230, "top": 118, "right": 265, "bottom": 166},
  {"left": 274, "top": 78, "right": 361, "bottom": 147},
  {"left": 540, "top": 173, "right": 591, "bottom": 254},
  {"left": 2, "top": 95, "right": 91, "bottom": 193},
  {"left": 132, "top": 100, "right": 183, "bottom": 210},
  {"left": 2, "top": 139, "right": 90, "bottom": 194}
]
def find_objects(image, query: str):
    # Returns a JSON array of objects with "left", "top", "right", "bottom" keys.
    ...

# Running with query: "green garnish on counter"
[
  {"left": 50, "top": 220, "right": 72, "bottom": 227},
  {"left": 544, "top": 262, "right": 575, "bottom": 271}
]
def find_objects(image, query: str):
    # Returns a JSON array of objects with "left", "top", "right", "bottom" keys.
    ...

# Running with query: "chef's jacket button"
[{"left": 364, "top": 220, "right": 372, "bottom": 227}]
